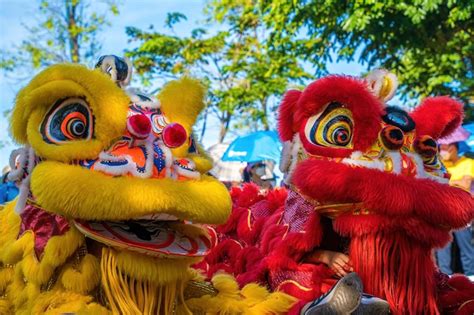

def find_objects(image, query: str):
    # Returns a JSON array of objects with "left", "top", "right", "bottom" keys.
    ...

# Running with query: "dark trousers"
[{"left": 436, "top": 226, "right": 474, "bottom": 276}]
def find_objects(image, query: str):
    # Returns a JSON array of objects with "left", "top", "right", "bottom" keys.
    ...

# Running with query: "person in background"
[
  {"left": 0, "top": 166, "right": 19, "bottom": 205},
  {"left": 242, "top": 160, "right": 276, "bottom": 190},
  {"left": 436, "top": 140, "right": 474, "bottom": 276}
]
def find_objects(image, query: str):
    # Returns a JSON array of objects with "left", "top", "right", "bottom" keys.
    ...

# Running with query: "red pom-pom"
[
  {"left": 162, "top": 123, "right": 187, "bottom": 148},
  {"left": 127, "top": 114, "right": 151, "bottom": 139}
]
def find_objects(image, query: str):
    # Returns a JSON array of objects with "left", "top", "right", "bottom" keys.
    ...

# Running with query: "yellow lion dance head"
[{"left": 0, "top": 56, "right": 294, "bottom": 314}]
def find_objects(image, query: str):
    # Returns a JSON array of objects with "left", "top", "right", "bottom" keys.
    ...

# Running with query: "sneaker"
[
  {"left": 352, "top": 294, "right": 390, "bottom": 315},
  {"left": 301, "top": 273, "right": 363, "bottom": 315}
]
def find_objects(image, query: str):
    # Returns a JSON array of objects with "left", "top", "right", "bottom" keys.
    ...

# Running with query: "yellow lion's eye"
[
  {"left": 304, "top": 102, "right": 354, "bottom": 148},
  {"left": 40, "top": 97, "right": 93, "bottom": 144}
]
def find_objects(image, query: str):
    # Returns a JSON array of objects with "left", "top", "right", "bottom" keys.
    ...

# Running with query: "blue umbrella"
[
  {"left": 221, "top": 131, "right": 282, "bottom": 163},
  {"left": 464, "top": 123, "right": 474, "bottom": 151}
]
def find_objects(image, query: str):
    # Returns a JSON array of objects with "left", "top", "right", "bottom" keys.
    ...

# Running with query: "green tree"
[
  {"left": 0, "top": 0, "right": 120, "bottom": 74},
  {"left": 126, "top": 3, "right": 312, "bottom": 143},
  {"left": 258, "top": 0, "right": 474, "bottom": 120}
]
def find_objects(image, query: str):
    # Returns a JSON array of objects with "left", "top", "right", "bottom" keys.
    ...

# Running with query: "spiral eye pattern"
[
  {"left": 60, "top": 112, "right": 87, "bottom": 139},
  {"left": 304, "top": 102, "right": 354, "bottom": 148},
  {"left": 41, "top": 98, "right": 93, "bottom": 144}
]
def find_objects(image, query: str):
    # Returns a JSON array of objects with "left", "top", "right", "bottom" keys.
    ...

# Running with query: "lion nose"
[
  {"left": 162, "top": 123, "right": 187, "bottom": 148},
  {"left": 127, "top": 114, "right": 152, "bottom": 140}
]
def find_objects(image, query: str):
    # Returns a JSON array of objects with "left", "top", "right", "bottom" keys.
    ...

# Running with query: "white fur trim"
[
  {"left": 365, "top": 69, "right": 398, "bottom": 102},
  {"left": 279, "top": 140, "right": 293, "bottom": 173},
  {"left": 126, "top": 88, "right": 161, "bottom": 109},
  {"left": 14, "top": 146, "right": 36, "bottom": 214}
]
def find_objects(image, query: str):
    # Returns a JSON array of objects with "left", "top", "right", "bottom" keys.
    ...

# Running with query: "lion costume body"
[
  {"left": 0, "top": 58, "right": 295, "bottom": 314},
  {"left": 200, "top": 71, "right": 474, "bottom": 314}
]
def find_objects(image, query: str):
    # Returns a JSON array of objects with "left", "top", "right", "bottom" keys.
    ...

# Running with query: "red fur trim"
[
  {"left": 293, "top": 159, "right": 474, "bottom": 230},
  {"left": 350, "top": 232, "right": 439, "bottom": 315},
  {"left": 230, "top": 183, "right": 263, "bottom": 208},
  {"left": 334, "top": 214, "right": 452, "bottom": 248},
  {"left": 278, "top": 89, "right": 302, "bottom": 141},
  {"left": 293, "top": 76, "right": 384, "bottom": 157},
  {"left": 411, "top": 96, "right": 464, "bottom": 139},
  {"left": 438, "top": 274, "right": 474, "bottom": 315}
]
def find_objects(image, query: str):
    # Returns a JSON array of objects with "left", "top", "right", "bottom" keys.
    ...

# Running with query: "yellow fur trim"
[
  {"left": 11, "top": 64, "right": 129, "bottom": 161},
  {"left": 76, "top": 302, "right": 110, "bottom": 315},
  {"left": 0, "top": 298, "right": 13, "bottom": 315},
  {"left": 189, "top": 139, "right": 215, "bottom": 174},
  {"left": 0, "top": 201, "right": 84, "bottom": 286},
  {"left": 59, "top": 254, "right": 100, "bottom": 295},
  {"left": 114, "top": 248, "right": 198, "bottom": 285},
  {"left": 30, "top": 291, "right": 95, "bottom": 315},
  {"left": 0, "top": 267, "right": 13, "bottom": 294},
  {"left": 184, "top": 273, "right": 296, "bottom": 314},
  {"left": 159, "top": 77, "right": 205, "bottom": 157},
  {"left": 0, "top": 202, "right": 22, "bottom": 264},
  {"left": 189, "top": 154, "right": 214, "bottom": 174},
  {"left": 31, "top": 162, "right": 231, "bottom": 223}
]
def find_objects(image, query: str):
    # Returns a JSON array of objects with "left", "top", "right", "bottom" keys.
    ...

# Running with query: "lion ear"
[
  {"left": 278, "top": 89, "right": 302, "bottom": 142},
  {"left": 158, "top": 77, "right": 205, "bottom": 128},
  {"left": 365, "top": 69, "right": 398, "bottom": 102},
  {"left": 410, "top": 96, "right": 464, "bottom": 139}
]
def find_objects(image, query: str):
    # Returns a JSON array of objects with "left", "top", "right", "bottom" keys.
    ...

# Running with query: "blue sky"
[{"left": 0, "top": 0, "right": 366, "bottom": 168}]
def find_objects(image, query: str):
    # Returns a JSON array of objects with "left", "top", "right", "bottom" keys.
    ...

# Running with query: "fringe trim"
[
  {"left": 100, "top": 247, "right": 190, "bottom": 315},
  {"left": 350, "top": 232, "right": 439, "bottom": 315}
]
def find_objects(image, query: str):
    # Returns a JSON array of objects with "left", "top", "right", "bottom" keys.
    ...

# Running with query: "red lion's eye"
[{"left": 304, "top": 102, "right": 354, "bottom": 149}]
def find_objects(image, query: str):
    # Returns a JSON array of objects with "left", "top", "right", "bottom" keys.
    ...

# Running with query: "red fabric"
[
  {"left": 411, "top": 96, "right": 464, "bottom": 139},
  {"left": 201, "top": 185, "right": 335, "bottom": 308},
  {"left": 18, "top": 203, "right": 70, "bottom": 259}
]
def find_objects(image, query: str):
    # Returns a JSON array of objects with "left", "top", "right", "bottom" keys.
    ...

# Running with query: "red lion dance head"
[{"left": 278, "top": 70, "right": 474, "bottom": 314}]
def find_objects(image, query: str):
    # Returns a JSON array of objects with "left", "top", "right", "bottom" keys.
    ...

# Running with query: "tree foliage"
[
  {"left": 257, "top": 0, "right": 474, "bottom": 119},
  {"left": 0, "top": 0, "right": 120, "bottom": 75},
  {"left": 126, "top": 2, "right": 312, "bottom": 142}
]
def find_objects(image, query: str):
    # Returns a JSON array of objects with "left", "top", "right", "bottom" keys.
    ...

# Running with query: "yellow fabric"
[{"left": 444, "top": 156, "right": 474, "bottom": 181}]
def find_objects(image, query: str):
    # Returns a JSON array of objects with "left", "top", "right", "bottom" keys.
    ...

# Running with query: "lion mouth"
[{"left": 73, "top": 216, "right": 216, "bottom": 258}]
